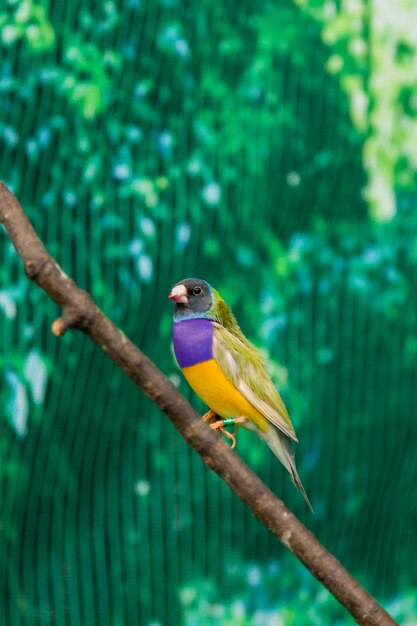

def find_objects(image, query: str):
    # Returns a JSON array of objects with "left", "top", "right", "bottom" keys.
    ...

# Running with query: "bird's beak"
[{"left": 168, "top": 284, "right": 188, "bottom": 304}]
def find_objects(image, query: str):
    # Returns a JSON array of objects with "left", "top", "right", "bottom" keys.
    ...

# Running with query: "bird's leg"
[
  {"left": 202, "top": 409, "right": 237, "bottom": 445},
  {"left": 202, "top": 409, "right": 217, "bottom": 423},
  {"left": 211, "top": 423, "right": 238, "bottom": 448},
  {"left": 228, "top": 416, "right": 247, "bottom": 437},
  {"left": 209, "top": 417, "right": 247, "bottom": 449}
]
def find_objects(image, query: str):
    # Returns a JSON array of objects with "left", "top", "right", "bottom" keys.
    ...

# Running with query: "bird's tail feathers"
[{"left": 259, "top": 426, "right": 313, "bottom": 513}]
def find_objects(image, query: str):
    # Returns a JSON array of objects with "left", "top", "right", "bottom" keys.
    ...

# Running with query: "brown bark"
[{"left": 0, "top": 181, "right": 398, "bottom": 626}]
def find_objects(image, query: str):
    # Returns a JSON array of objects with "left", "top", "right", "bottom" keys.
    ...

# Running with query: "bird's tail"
[{"left": 259, "top": 426, "right": 313, "bottom": 513}]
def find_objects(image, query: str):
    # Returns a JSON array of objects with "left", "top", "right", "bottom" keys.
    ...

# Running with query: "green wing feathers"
[
  {"left": 171, "top": 282, "right": 311, "bottom": 508},
  {"left": 211, "top": 301, "right": 312, "bottom": 511},
  {"left": 212, "top": 321, "right": 297, "bottom": 441}
]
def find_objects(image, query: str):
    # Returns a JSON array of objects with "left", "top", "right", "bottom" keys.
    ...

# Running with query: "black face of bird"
[{"left": 169, "top": 278, "right": 212, "bottom": 319}]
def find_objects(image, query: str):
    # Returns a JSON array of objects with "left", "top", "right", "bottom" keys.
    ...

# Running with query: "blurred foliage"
[
  {"left": 180, "top": 554, "right": 417, "bottom": 625},
  {"left": 0, "top": 0, "right": 416, "bottom": 625},
  {"left": 298, "top": 0, "right": 417, "bottom": 222},
  {"left": 0, "top": 0, "right": 55, "bottom": 51}
]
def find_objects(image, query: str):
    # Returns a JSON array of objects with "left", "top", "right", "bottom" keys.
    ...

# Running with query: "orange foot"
[
  {"left": 202, "top": 409, "right": 217, "bottom": 423},
  {"left": 209, "top": 417, "right": 247, "bottom": 449},
  {"left": 202, "top": 410, "right": 236, "bottom": 446}
]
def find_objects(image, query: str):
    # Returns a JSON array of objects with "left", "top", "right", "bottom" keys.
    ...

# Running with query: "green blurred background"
[{"left": 1, "top": 0, "right": 417, "bottom": 624}]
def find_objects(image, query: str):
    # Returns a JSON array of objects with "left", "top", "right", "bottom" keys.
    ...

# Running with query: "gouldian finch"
[{"left": 169, "top": 278, "right": 312, "bottom": 511}]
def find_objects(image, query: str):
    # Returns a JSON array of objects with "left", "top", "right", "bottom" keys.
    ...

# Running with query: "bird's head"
[
  {"left": 169, "top": 278, "right": 218, "bottom": 322},
  {"left": 169, "top": 278, "right": 247, "bottom": 339}
]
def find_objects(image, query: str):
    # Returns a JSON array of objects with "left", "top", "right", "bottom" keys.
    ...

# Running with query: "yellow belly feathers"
[{"left": 182, "top": 358, "right": 268, "bottom": 431}]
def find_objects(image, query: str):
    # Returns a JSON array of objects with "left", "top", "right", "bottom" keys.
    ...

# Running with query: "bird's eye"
[{"left": 193, "top": 286, "right": 202, "bottom": 296}]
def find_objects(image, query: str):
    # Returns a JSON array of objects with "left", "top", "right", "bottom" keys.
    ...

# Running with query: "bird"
[{"left": 169, "top": 277, "right": 312, "bottom": 511}]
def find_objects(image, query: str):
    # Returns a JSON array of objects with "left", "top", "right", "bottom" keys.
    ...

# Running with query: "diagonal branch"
[{"left": 0, "top": 182, "right": 397, "bottom": 626}]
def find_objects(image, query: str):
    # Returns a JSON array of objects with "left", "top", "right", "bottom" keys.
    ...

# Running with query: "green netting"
[{"left": 1, "top": 0, "right": 417, "bottom": 624}]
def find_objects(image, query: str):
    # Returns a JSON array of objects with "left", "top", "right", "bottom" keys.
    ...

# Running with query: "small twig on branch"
[{"left": 0, "top": 182, "right": 398, "bottom": 626}]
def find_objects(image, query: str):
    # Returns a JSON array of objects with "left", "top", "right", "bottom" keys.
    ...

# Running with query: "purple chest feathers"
[{"left": 172, "top": 318, "right": 214, "bottom": 368}]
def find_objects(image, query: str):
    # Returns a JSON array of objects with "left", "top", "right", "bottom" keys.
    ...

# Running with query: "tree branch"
[{"left": 0, "top": 181, "right": 397, "bottom": 626}]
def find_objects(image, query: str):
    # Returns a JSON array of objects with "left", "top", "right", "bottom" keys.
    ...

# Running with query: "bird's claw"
[
  {"left": 209, "top": 420, "right": 237, "bottom": 448},
  {"left": 202, "top": 409, "right": 217, "bottom": 423},
  {"left": 202, "top": 411, "right": 237, "bottom": 448},
  {"left": 208, "top": 416, "right": 248, "bottom": 449}
]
